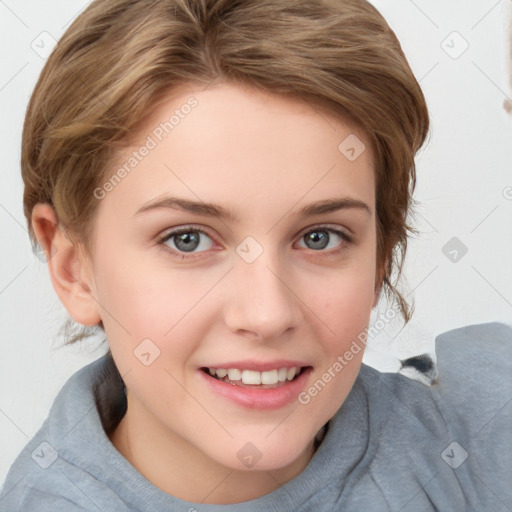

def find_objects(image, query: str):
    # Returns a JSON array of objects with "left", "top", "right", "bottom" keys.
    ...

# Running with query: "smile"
[
  {"left": 199, "top": 365, "right": 313, "bottom": 409},
  {"left": 202, "top": 366, "right": 305, "bottom": 387}
]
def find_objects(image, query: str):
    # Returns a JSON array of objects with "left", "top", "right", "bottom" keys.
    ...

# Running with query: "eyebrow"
[{"left": 134, "top": 196, "right": 372, "bottom": 221}]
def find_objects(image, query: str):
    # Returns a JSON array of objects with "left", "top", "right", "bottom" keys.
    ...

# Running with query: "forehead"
[{"left": 100, "top": 81, "right": 376, "bottom": 221}]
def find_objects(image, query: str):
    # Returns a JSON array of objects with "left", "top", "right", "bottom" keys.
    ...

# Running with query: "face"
[{"left": 84, "top": 81, "right": 379, "bottom": 474}]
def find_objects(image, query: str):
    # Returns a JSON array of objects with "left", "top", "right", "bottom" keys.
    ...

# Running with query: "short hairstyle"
[{"left": 22, "top": 0, "right": 430, "bottom": 344}]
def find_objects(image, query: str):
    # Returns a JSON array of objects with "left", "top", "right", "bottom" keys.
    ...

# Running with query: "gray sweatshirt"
[{"left": 1, "top": 322, "right": 511, "bottom": 511}]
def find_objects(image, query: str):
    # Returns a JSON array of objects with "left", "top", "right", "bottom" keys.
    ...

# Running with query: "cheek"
[
  {"left": 94, "top": 260, "right": 167, "bottom": 327},
  {"left": 296, "top": 272, "right": 374, "bottom": 424},
  {"left": 92, "top": 253, "right": 217, "bottom": 359},
  {"left": 93, "top": 246, "right": 186, "bottom": 323},
  {"left": 308, "top": 255, "right": 376, "bottom": 349},
  {"left": 322, "top": 280, "right": 374, "bottom": 342}
]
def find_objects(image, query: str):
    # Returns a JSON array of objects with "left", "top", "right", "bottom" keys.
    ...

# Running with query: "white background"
[{"left": 1, "top": 0, "right": 512, "bottom": 485}]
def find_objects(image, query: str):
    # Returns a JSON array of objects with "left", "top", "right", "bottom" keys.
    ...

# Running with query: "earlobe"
[{"left": 31, "top": 203, "right": 101, "bottom": 326}]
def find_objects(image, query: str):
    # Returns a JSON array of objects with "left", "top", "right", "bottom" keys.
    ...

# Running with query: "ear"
[{"left": 31, "top": 203, "right": 101, "bottom": 326}]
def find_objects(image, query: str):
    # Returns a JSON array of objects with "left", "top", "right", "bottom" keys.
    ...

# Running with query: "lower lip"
[{"left": 199, "top": 368, "right": 312, "bottom": 410}]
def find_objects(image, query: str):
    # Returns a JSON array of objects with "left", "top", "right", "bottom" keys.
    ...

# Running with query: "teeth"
[
  {"left": 241, "top": 370, "right": 261, "bottom": 385},
  {"left": 261, "top": 369, "right": 278, "bottom": 385},
  {"left": 227, "top": 368, "right": 242, "bottom": 381},
  {"left": 209, "top": 366, "right": 302, "bottom": 384},
  {"left": 278, "top": 368, "right": 287, "bottom": 382}
]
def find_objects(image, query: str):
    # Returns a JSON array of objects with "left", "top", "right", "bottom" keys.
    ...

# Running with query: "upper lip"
[{"left": 200, "top": 360, "right": 311, "bottom": 372}]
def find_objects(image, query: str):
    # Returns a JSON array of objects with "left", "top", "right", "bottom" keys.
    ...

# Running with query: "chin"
[{"left": 206, "top": 432, "right": 316, "bottom": 473}]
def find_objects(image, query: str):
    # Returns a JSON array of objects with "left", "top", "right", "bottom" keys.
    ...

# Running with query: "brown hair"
[{"left": 22, "top": 0, "right": 430, "bottom": 345}]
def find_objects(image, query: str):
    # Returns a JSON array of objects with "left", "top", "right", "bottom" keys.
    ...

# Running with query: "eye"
[
  {"left": 158, "top": 226, "right": 214, "bottom": 257},
  {"left": 157, "top": 224, "right": 352, "bottom": 260},
  {"left": 296, "top": 226, "right": 352, "bottom": 253}
]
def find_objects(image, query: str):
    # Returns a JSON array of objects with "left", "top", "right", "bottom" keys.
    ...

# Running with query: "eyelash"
[{"left": 156, "top": 224, "right": 353, "bottom": 260}]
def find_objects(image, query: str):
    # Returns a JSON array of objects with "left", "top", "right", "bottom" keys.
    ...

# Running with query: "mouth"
[{"left": 200, "top": 365, "right": 311, "bottom": 389}]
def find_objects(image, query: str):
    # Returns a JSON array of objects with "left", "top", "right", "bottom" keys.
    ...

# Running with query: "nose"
[{"left": 223, "top": 247, "right": 302, "bottom": 341}]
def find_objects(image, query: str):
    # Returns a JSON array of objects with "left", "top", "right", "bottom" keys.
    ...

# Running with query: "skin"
[{"left": 32, "top": 81, "right": 384, "bottom": 504}]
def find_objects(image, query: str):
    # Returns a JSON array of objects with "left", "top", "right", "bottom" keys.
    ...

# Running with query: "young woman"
[{"left": 1, "top": 0, "right": 510, "bottom": 510}]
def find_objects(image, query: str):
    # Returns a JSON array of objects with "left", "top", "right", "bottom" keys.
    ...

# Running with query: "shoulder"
[
  {"left": 0, "top": 354, "right": 124, "bottom": 512},
  {"left": 434, "top": 321, "right": 512, "bottom": 364},
  {"left": 0, "top": 449, "right": 89, "bottom": 511},
  {"left": 433, "top": 321, "right": 512, "bottom": 399},
  {"left": 359, "top": 321, "right": 512, "bottom": 436},
  {"left": 431, "top": 321, "right": 512, "bottom": 434},
  {"left": 350, "top": 322, "right": 512, "bottom": 509}
]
